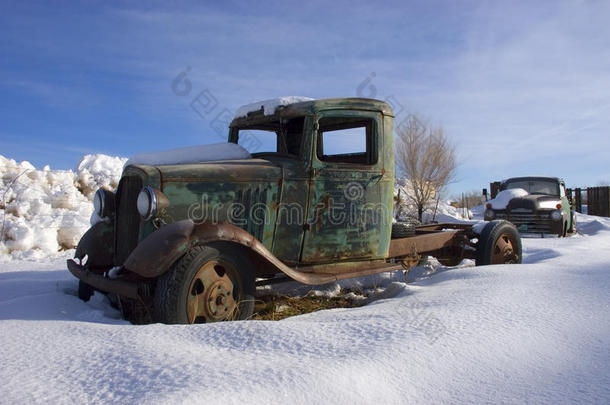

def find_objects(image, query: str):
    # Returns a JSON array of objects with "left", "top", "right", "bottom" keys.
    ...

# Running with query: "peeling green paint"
[{"left": 115, "top": 98, "right": 395, "bottom": 266}]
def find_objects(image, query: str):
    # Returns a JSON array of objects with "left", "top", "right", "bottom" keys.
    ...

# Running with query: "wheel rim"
[
  {"left": 186, "top": 260, "right": 238, "bottom": 324},
  {"left": 492, "top": 233, "right": 518, "bottom": 264}
]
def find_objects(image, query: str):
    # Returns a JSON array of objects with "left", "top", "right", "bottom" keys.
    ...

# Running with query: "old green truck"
[
  {"left": 484, "top": 176, "right": 574, "bottom": 237},
  {"left": 68, "top": 97, "right": 522, "bottom": 324}
]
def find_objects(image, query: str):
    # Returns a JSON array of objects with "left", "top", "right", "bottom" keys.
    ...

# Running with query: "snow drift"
[{"left": 0, "top": 154, "right": 126, "bottom": 258}]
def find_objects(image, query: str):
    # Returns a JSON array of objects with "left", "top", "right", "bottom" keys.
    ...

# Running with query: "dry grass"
[{"left": 251, "top": 291, "right": 365, "bottom": 321}]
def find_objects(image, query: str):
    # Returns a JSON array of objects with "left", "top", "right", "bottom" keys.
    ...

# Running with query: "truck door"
[{"left": 300, "top": 110, "right": 386, "bottom": 263}]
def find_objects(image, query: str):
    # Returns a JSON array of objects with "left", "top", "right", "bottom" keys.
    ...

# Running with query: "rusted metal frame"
[
  {"left": 295, "top": 259, "right": 400, "bottom": 275},
  {"left": 427, "top": 235, "right": 472, "bottom": 262},
  {"left": 188, "top": 222, "right": 349, "bottom": 285},
  {"left": 388, "top": 230, "right": 463, "bottom": 258},
  {"left": 67, "top": 259, "right": 139, "bottom": 299},
  {"left": 415, "top": 223, "right": 473, "bottom": 232},
  {"left": 121, "top": 219, "right": 476, "bottom": 288},
  {"left": 122, "top": 220, "right": 404, "bottom": 286}
]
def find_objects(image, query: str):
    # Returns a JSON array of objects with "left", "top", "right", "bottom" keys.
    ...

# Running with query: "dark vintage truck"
[
  {"left": 484, "top": 176, "right": 574, "bottom": 237},
  {"left": 68, "top": 97, "right": 522, "bottom": 324}
]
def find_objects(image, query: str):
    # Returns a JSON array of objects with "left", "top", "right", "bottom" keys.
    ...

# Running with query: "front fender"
[
  {"left": 123, "top": 220, "right": 266, "bottom": 278},
  {"left": 75, "top": 220, "right": 114, "bottom": 269},
  {"left": 123, "top": 220, "right": 194, "bottom": 278},
  {"left": 123, "top": 220, "right": 334, "bottom": 284}
]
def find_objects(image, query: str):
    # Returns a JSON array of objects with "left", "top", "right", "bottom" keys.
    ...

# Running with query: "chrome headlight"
[
  {"left": 484, "top": 209, "right": 496, "bottom": 221},
  {"left": 539, "top": 200, "right": 561, "bottom": 209},
  {"left": 551, "top": 209, "right": 563, "bottom": 221},
  {"left": 137, "top": 186, "right": 169, "bottom": 220},
  {"left": 93, "top": 188, "right": 115, "bottom": 218},
  {"left": 137, "top": 186, "right": 157, "bottom": 220}
]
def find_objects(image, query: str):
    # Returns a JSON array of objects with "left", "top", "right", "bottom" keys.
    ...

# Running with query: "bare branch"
[{"left": 395, "top": 116, "right": 456, "bottom": 222}]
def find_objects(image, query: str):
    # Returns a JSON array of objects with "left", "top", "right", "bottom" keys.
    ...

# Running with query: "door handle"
[{"left": 365, "top": 174, "right": 383, "bottom": 188}]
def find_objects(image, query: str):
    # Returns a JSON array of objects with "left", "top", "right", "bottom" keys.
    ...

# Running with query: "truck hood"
[
  {"left": 506, "top": 194, "right": 561, "bottom": 211},
  {"left": 152, "top": 159, "right": 283, "bottom": 183}
]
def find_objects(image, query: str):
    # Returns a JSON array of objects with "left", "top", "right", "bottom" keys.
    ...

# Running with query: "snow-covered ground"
[
  {"left": 0, "top": 212, "right": 609, "bottom": 404},
  {"left": 2, "top": 154, "right": 609, "bottom": 403}
]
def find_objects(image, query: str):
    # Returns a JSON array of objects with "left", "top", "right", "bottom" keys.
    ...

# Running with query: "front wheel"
[
  {"left": 78, "top": 280, "right": 95, "bottom": 302},
  {"left": 476, "top": 220, "right": 522, "bottom": 265},
  {"left": 154, "top": 244, "right": 255, "bottom": 324}
]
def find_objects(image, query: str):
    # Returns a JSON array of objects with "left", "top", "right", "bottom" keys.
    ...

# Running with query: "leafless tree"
[
  {"left": 395, "top": 116, "right": 457, "bottom": 222},
  {"left": 452, "top": 190, "right": 486, "bottom": 209}
]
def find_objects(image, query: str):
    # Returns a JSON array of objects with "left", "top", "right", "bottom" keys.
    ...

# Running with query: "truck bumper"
[{"left": 67, "top": 259, "right": 139, "bottom": 299}]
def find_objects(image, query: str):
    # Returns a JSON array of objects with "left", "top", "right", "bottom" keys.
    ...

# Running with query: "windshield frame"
[
  {"left": 229, "top": 115, "right": 310, "bottom": 161},
  {"left": 502, "top": 177, "right": 560, "bottom": 196}
]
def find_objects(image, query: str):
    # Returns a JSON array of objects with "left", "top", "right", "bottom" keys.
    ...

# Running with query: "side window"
[
  {"left": 236, "top": 117, "right": 305, "bottom": 157},
  {"left": 317, "top": 117, "right": 377, "bottom": 165}
]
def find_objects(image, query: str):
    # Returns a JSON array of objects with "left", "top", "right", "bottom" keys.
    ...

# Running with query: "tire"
[
  {"left": 78, "top": 280, "right": 95, "bottom": 302},
  {"left": 476, "top": 220, "right": 522, "bottom": 265},
  {"left": 392, "top": 222, "right": 417, "bottom": 238},
  {"left": 154, "top": 244, "right": 255, "bottom": 324}
]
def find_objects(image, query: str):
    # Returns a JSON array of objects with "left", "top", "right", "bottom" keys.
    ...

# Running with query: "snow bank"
[
  {"left": 488, "top": 188, "right": 529, "bottom": 209},
  {"left": 0, "top": 154, "right": 125, "bottom": 258},
  {"left": 234, "top": 96, "right": 314, "bottom": 118},
  {"left": 76, "top": 154, "right": 127, "bottom": 198},
  {"left": 394, "top": 178, "right": 472, "bottom": 223},
  {"left": 125, "top": 143, "right": 251, "bottom": 167}
]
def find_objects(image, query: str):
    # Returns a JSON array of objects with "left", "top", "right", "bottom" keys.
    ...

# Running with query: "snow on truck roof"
[
  {"left": 234, "top": 96, "right": 314, "bottom": 119},
  {"left": 502, "top": 176, "right": 563, "bottom": 183}
]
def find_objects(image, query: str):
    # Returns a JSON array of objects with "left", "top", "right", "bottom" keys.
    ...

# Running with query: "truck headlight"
[
  {"left": 551, "top": 209, "right": 563, "bottom": 221},
  {"left": 93, "top": 189, "right": 115, "bottom": 218},
  {"left": 137, "top": 186, "right": 169, "bottom": 220},
  {"left": 484, "top": 209, "right": 495, "bottom": 220}
]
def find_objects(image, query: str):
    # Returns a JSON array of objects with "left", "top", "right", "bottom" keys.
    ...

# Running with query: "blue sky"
[{"left": 1, "top": 0, "right": 609, "bottom": 195}]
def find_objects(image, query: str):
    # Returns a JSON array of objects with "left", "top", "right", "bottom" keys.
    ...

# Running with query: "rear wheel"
[
  {"left": 154, "top": 245, "right": 255, "bottom": 324},
  {"left": 476, "top": 220, "right": 522, "bottom": 265}
]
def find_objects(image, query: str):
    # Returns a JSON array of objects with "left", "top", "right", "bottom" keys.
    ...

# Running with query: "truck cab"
[{"left": 227, "top": 98, "right": 395, "bottom": 264}]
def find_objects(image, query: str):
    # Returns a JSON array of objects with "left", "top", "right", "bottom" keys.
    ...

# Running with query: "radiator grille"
[
  {"left": 115, "top": 175, "right": 143, "bottom": 264},
  {"left": 495, "top": 211, "right": 554, "bottom": 234}
]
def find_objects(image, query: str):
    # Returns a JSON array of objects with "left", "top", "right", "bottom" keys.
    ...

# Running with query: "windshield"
[
  {"left": 503, "top": 179, "right": 559, "bottom": 196},
  {"left": 232, "top": 117, "right": 305, "bottom": 157}
]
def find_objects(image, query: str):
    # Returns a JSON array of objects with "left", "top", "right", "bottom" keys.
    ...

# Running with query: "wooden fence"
[
  {"left": 587, "top": 187, "right": 610, "bottom": 217},
  {"left": 566, "top": 187, "right": 610, "bottom": 217}
]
